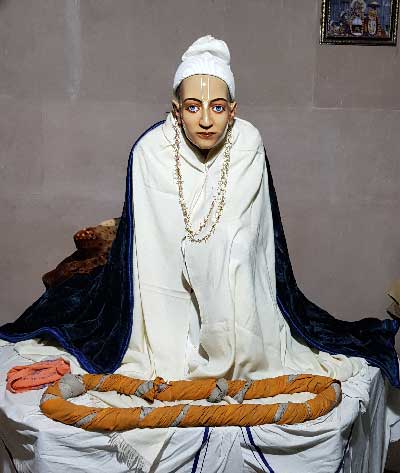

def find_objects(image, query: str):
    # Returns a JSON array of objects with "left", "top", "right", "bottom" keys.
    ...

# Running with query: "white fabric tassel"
[
  {"left": 13, "top": 459, "right": 31, "bottom": 473},
  {"left": 109, "top": 432, "right": 150, "bottom": 473}
]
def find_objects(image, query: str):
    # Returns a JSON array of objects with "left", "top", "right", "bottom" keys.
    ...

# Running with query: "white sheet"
[{"left": 1, "top": 342, "right": 398, "bottom": 473}]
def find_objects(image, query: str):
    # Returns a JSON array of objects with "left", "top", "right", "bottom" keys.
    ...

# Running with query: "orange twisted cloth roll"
[{"left": 40, "top": 373, "right": 341, "bottom": 430}]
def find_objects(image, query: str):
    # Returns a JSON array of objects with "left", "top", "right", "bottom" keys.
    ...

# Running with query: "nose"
[{"left": 199, "top": 107, "right": 212, "bottom": 130}]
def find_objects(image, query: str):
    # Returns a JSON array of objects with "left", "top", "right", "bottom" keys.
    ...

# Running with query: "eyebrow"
[{"left": 183, "top": 97, "right": 229, "bottom": 104}]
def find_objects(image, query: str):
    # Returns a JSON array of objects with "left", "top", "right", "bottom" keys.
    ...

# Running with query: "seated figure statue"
[{"left": 0, "top": 35, "right": 399, "bottom": 473}]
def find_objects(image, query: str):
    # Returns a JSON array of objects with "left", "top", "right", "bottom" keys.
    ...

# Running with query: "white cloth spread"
[
  {"left": 1, "top": 341, "right": 399, "bottom": 473},
  {"left": 123, "top": 112, "right": 363, "bottom": 383}
]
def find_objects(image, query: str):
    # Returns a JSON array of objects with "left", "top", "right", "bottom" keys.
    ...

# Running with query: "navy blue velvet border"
[{"left": 117, "top": 119, "right": 166, "bottom": 368}]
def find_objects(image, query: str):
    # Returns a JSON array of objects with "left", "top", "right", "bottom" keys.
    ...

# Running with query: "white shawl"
[
  {"left": 9, "top": 113, "right": 365, "bottom": 471},
  {"left": 123, "top": 113, "right": 363, "bottom": 382}
]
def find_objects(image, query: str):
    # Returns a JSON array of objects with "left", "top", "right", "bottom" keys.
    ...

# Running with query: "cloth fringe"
[
  {"left": 13, "top": 459, "right": 31, "bottom": 473},
  {"left": 109, "top": 432, "right": 150, "bottom": 473}
]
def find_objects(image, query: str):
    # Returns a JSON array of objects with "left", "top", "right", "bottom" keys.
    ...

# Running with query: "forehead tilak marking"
[{"left": 199, "top": 75, "right": 210, "bottom": 103}]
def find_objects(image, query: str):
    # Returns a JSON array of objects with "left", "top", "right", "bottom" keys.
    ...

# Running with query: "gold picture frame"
[{"left": 321, "top": 0, "right": 399, "bottom": 45}]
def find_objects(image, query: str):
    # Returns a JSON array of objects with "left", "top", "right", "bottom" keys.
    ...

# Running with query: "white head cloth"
[{"left": 173, "top": 35, "right": 235, "bottom": 99}]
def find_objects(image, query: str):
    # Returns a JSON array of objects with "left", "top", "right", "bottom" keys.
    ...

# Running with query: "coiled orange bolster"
[{"left": 40, "top": 373, "right": 341, "bottom": 430}]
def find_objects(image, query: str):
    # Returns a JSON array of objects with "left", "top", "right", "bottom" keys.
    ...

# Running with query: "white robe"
[{"left": 122, "top": 112, "right": 364, "bottom": 382}]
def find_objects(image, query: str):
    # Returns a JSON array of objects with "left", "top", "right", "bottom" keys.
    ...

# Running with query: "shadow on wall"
[{"left": 0, "top": 0, "right": 10, "bottom": 11}]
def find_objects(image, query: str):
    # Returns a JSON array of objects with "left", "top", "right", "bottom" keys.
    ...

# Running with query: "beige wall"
[
  {"left": 1, "top": 0, "right": 400, "bottom": 468},
  {"left": 2, "top": 0, "right": 399, "bottom": 327},
  {"left": 1, "top": 0, "right": 399, "bottom": 325}
]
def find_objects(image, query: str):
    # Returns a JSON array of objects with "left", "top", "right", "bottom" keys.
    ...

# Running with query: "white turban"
[{"left": 173, "top": 35, "right": 235, "bottom": 99}]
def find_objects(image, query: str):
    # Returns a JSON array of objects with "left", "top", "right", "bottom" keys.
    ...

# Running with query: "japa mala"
[{"left": 40, "top": 373, "right": 341, "bottom": 431}]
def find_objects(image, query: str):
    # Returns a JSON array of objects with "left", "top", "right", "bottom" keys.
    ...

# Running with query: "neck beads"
[{"left": 172, "top": 119, "right": 233, "bottom": 243}]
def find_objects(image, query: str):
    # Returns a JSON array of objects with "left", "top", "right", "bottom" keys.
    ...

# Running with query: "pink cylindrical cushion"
[{"left": 6, "top": 358, "right": 71, "bottom": 393}]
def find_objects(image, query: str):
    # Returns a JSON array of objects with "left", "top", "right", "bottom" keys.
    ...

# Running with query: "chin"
[
  {"left": 193, "top": 137, "right": 221, "bottom": 150},
  {"left": 195, "top": 142, "right": 216, "bottom": 150}
]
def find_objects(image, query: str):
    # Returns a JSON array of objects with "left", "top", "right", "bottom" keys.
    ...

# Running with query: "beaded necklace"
[{"left": 172, "top": 119, "right": 233, "bottom": 243}]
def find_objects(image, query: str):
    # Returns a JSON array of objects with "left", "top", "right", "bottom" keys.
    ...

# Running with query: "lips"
[{"left": 197, "top": 132, "right": 216, "bottom": 139}]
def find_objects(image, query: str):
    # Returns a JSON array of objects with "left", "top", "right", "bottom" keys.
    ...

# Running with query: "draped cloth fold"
[{"left": 0, "top": 118, "right": 398, "bottom": 387}]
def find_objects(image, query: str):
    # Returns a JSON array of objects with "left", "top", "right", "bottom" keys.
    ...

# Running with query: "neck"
[{"left": 199, "top": 148, "right": 209, "bottom": 159}]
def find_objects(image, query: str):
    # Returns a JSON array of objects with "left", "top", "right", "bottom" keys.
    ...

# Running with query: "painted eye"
[
  {"left": 187, "top": 105, "right": 199, "bottom": 113},
  {"left": 212, "top": 105, "right": 225, "bottom": 113}
]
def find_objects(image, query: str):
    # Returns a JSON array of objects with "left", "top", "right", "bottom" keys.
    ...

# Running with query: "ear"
[
  {"left": 229, "top": 101, "right": 237, "bottom": 126},
  {"left": 171, "top": 99, "right": 181, "bottom": 125}
]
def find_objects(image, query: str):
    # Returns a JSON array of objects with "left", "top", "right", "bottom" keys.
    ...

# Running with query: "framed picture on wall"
[{"left": 321, "top": 0, "right": 399, "bottom": 45}]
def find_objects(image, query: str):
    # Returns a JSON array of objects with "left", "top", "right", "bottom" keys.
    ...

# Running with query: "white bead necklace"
[{"left": 172, "top": 119, "right": 233, "bottom": 243}]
